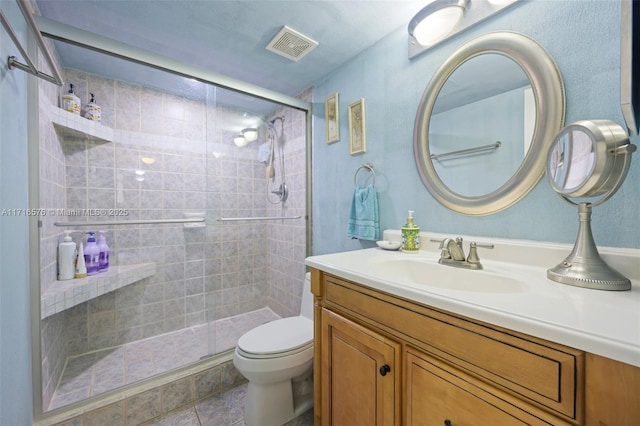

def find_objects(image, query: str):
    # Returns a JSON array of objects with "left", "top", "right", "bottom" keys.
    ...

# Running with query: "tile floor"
[
  {"left": 141, "top": 382, "right": 314, "bottom": 426},
  {"left": 50, "top": 308, "right": 281, "bottom": 410}
]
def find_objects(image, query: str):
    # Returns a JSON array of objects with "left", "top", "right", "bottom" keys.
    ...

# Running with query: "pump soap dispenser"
[
  {"left": 84, "top": 232, "right": 100, "bottom": 275},
  {"left": 97, "top": 231, "right": 109, "bottom": 272},
  {"left": 84, "top": 93, "right": 102, "bottom": 122},
  {"left": 62, "top": 83, "right": 81, "bottom": 115},
  {"left": 401, "top": 210, "right": 420, "bottom": 253}
]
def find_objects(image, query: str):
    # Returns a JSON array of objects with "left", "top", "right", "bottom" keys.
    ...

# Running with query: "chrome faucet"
[{"left": 434, "top": 237, "right": 494, "bottom": 270}]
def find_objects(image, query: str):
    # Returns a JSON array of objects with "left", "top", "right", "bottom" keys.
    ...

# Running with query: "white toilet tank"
[{"left": 299, "top": 272, "right": 313, "bottom": 320}]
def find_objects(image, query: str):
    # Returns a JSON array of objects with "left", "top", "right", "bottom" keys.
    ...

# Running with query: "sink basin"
[{"left": 368, "top": 257, "right": 526, "bottom": 293}]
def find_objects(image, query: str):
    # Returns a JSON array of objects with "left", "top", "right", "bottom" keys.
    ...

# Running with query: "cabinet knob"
[
  {"left": 444, "top": 420, "right": 452, "bottom": 426},
  {"left": 379, "top": 364, "right": 391, "bottom": 376}
]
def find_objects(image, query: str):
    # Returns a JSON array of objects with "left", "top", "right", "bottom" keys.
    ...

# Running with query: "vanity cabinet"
[
  {"left": 405, "top": 347, "right": 567, "bottom": 425},
  {"left": 320, "top": 308, "right": 400, "bottom": 425},
  {"left": 311, "top": 268, "right": 640, "bottom": 425}
]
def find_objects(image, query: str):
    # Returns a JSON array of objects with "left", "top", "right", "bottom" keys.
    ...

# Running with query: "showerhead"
[{"left": 269, "top": 116, "right": 285, "bottom": 126}]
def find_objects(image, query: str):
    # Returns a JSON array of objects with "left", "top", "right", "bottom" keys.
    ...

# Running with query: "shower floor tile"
[
  {"left": 142, "top": 382, "right": 314, "bottom": 426},
  {"left": 49, "top": 308, "right": 280, "bottom": 410}
]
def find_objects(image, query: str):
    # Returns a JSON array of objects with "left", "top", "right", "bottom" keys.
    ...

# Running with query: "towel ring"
[{"left": 354, "top": 163, "right": 376, "bottom": 187}]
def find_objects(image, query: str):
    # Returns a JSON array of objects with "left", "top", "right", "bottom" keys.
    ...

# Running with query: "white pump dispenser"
[{"left": 58, "top": 230, "right": 76, "bottom": 281}]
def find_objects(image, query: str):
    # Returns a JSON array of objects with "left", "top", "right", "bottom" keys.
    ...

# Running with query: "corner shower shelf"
[
  {"left": 50, "top": 105, "right": 113, "bottom": 144},
  {"left": 41, "top": 262, "right": 156, "bottom": 319}
]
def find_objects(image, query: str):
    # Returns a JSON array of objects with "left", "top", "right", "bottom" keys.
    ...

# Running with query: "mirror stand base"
[{"left": 547, "top": 203, "right": 631, "bottom": 291}]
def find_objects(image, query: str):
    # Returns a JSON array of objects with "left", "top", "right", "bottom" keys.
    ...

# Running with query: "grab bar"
[
  {"left": 0, "top": 0, "right": 63, "bottom": 85},
  {"left": 54, "top": 218, "right": 205, "bottom": 227},
  {"left": 217, "top": 215, "right": 302, "bottom": 222},
  {"left": 430, "top": 141, "right": 501, "bottom": 161}
]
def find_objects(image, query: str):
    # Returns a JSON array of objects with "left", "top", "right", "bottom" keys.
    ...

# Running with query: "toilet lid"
[{"left": 237, "top": 316, "right": 313, "bottom": 356}]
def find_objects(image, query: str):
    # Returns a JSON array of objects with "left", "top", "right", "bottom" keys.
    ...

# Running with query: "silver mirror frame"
[{"left": 414, "top": 31, "right": 565, "bottom": 216}]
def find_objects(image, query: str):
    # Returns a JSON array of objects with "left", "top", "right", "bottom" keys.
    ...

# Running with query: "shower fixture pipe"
[{"left": 269, "top": 116, "right": 285, "bottom": 126}]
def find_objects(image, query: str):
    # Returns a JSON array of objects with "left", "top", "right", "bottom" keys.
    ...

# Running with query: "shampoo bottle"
[
  {"left": 57, "top": 230, "right": 76, "bottom": 281},
  {"left": 75, "top": 242, "right": 87, "bottom": 278},
  {"left": 84, "top": 92, "right": 102, "bottom": 122},
  {"left": 84, "top": 232, "right": 100, "bottom": 275},
  {"left": 401, "top": 210, "right": 420, "bottom": 253},
  {"left": 97, "top": 231, "right": 109, "bottom": 272},
  {"left": 62, "top": 83, "right": 81, "bottom": 115}
]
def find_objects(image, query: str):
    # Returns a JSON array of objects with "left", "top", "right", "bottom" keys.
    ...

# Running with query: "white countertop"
[{"left": 305, "top": 231, "right": 640, "bottom": 367}]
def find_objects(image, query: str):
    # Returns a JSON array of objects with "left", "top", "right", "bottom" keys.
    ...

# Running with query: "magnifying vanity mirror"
[
  {"left": 547, "top": 120, "right": 637, "bottom": 290},
  {"left": 414, "top": 31, "right": 565, "bottom": 215}
]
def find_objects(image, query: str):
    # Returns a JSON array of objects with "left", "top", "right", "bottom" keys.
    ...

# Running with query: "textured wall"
[{"left": 312, "top": 0, "right": 639, "bottom": 255}]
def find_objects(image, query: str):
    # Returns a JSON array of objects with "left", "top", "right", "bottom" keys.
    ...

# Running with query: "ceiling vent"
[{"left": 266, "top": 25, "right": 319, "bottom": 62}]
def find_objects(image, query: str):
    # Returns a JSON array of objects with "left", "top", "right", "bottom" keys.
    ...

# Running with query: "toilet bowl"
[{"left": 233, "top": 273, "right": 314, "bottom": 426}]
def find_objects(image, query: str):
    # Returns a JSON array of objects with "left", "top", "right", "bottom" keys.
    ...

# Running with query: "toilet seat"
[{"left": 237, "top": 316, "right": 313, "bottom": 359}]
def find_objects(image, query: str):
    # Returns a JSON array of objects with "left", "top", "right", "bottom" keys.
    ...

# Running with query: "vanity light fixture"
[
  {"left": 546, "top": 120, "right": 637, "bottom": 291},
  {"left": 408, "top": 0, "right": 522, "bottom": 59},
  {"left": 409, "top": 0, "right": 468, "bottom": 47},
  {"left": 242, "top": 127, "right": 258, "bottom": 142}
]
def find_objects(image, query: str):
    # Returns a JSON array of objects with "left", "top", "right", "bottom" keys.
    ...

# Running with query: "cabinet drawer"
[
  {"left": 405, "top": 348, "right": 572, "bottom": 426},
  {"left": 323, "top": 274, "right": 583, "bottom": 420}
]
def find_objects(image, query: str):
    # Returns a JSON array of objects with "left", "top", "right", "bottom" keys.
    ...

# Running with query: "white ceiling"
[{"left": 35, "top": 0, "right": 428, "bottom": 112}]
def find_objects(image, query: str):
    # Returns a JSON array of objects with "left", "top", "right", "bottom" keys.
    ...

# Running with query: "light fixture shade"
[
  {"left": 409, "top": 0, "right": 469, "bottom": 47},
  {"left": 234, "top": 135, "right": 247, "bottom": 147},
  {"left": 241, "top": 127, "right": 258, "bottom": 142}
]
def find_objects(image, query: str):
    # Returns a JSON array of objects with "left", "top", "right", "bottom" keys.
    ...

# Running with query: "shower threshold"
[{"left": 48, "top": 307, "right": 280, "bottom": 410}]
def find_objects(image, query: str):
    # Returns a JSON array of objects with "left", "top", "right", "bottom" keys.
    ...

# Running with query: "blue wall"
[
  {"left": 312, "top": 0, "right": 639, "bottom": 255},
  {"left": 0, "top": 1, "right": 34, "bottom": 424}
]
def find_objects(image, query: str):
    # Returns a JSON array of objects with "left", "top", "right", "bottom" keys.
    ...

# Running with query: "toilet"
[{"left": 233, "top": 272, "right": 314, "bottom": 426}]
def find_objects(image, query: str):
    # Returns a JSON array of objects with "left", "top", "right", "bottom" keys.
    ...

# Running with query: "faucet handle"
[{"left": 466, "top": 242, "right": 494, "bottom": 265}]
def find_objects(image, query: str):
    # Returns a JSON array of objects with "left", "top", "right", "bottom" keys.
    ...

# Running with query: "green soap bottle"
[{"left": 401, "top": 210, "right": 420, "bottom": 252}]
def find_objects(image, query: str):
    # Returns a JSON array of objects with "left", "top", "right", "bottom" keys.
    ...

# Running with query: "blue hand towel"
[{"left": 347, "top": 184, "right": 380, "bottom": 241}]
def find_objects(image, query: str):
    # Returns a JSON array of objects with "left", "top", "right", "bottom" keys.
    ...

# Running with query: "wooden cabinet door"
[
  {"left": 321, "top": 308, "right": 400, "bottom": 426},
  {"left": 405, "top": 348, "right": 568, "bottom": 426}
]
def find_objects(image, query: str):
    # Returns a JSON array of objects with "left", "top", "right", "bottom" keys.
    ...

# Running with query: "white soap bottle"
[{"left": 57, "top": 230, "right": 76, "bottom": 281}]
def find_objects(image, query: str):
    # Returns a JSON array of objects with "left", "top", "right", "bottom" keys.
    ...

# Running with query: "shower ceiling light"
[
  {"left": 409, "top": 0, "right": 468, "bottom": 47},
  {"left": 242, "top": 128, "right": 258, "bottom": 142},
  {"left": 234, "top": 135, "right": 248, "bottom": 147}
]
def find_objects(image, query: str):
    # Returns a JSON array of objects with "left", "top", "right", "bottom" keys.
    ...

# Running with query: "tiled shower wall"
[
  {"left": 38, "top": 65, "right": 309, "bottom": 410},
  {"left": 266, "top": 90, "right": 310, "bottom": 318}
]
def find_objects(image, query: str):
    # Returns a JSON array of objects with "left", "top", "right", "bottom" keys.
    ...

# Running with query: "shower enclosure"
[{"left": 36, "top": 33, "right": 310, "bottom": 414}]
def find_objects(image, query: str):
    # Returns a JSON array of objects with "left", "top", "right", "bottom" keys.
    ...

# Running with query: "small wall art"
[
  {"left": 349, "top": 98, "right": 366, "bottom": 155},
  {"left": 325, "top": 93, "right": 339, "bottom": 144}
]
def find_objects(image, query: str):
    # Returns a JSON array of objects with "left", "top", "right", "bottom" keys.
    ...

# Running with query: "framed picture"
[
  {"left": 348, "top": 98, "right": 366, "bottom": 155},
  {"left": 325, "top": 93, "right": 339, "bottom": 144}
]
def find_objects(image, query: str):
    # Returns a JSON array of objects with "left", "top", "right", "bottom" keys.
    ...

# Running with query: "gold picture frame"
[
  {"left": 348, "top": 98, "right": 366, "bottom": 155},
  {"left": 325, "top": 93, "right": 339, "bottom": 144}
]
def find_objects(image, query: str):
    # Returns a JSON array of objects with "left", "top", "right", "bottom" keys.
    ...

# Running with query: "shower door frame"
[{"left": 29, "top": 16, "right": 313, "bottom": 423}]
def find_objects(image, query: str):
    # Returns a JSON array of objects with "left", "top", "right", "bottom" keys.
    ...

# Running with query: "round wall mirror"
[{"left": 414, "top": 31, "right": 565, "bottom": 215}]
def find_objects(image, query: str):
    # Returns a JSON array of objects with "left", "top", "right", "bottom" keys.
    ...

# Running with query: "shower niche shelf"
[
  {"left": 41, "top": 262, "right": 156, "bottom": 319},
  {"left": 50, "top": 105, "right": 113, "bottom": 144}
]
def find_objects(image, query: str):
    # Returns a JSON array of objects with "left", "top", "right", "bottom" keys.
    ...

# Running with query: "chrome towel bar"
[
  {"left": 430, "top": 141, "right": 501, "bottom": 161},
  {"left": 54, "top": 218, "right": 205, "bottom": 227},
  {"left": 1, "top": 0, "right": 63, "bottom": 85}
]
